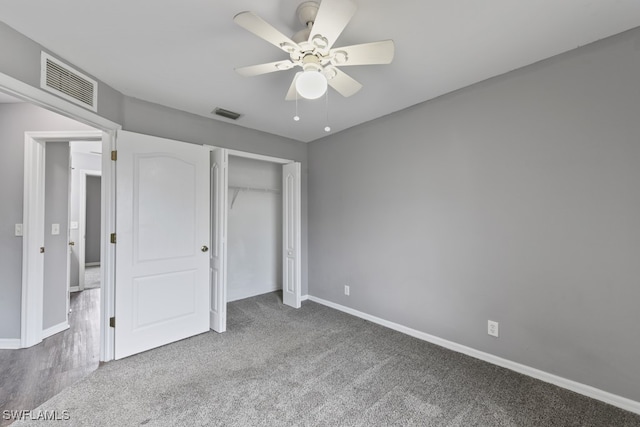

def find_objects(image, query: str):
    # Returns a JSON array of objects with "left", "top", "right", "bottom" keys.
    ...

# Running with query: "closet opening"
[{"left": 227, "top": 155, "right": 283, "bottom": 302}]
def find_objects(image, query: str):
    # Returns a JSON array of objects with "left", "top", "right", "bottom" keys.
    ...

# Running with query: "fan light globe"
[{"left": 296, "top": 70, "right": 327, "bottom": 100}]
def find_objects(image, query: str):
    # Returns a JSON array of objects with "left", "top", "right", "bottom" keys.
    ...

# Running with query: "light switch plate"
[
  {"left": 15, "top": 223, "right": 23, "bottom": 236},
  {"left": 70, "top": 221, "right": 79, "bottom": 230},
  {"left": 51, "top": 224, "right": 60, "bottom": 235}
]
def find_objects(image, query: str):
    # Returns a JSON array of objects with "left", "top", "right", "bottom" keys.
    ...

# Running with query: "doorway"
[
  {"left": 209, "top": 148, "right": 302, "bottom": 333},
  {"left": 21, "top": 129, "right": 116, "bottom": 361},
  {"left": 68, "top": 141, "right": 103, "bottom": 292},
  {"left": 227, "top": 155, "right": 283, "bottom": 302}
]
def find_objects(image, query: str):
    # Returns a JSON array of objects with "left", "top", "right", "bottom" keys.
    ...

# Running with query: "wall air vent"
[
  {"left": 40, "top": 52, "right": 98, "bottom": 112},
  {"left": 213, "top": 107, "right": 241, "bottom": 120}
]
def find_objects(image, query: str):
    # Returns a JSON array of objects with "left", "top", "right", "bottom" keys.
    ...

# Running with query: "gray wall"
[
  {"left": 85, "top": 175, "right": 101, "bottom": 264},
  {"left": 308, "top": 28, "right": 640, "bottom": 402},
  {"left": 43, "top": 141, "right": 70, "bottom": 329},
  {"left": 0, "top": 103, "right": 94, "bottom": 339},
  {"left": 0, "top": 22, "right": 123, "bottom": 125}
]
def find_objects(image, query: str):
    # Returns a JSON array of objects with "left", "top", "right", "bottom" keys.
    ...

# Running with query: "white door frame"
[
  {"left": 77, "top": 169, "right": 102, "bottom": 291},
  {"left": 208, "top": 147, "right": 302, "bottom": 330},
  {"left": 23, "top": 131, "right": 100, "bottom": 344},
  {"left": 1, "top": 71, "right": 120, "bottom": 361}
]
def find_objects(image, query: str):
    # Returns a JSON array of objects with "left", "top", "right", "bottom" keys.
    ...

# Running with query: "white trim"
[
  {"left": 228, "top": 285, "right": 283, "bottom": 303},
  {"left": 41, "top": 321, "right": 70, "bottom": 340},
  {"left": 0, "top": 72, "right": 118, "bottom": 130},
  {"left": 69, "top": 286, "right": 80, "bottom": 293},
  {"left": 100, "top": 131, "right": 117, "bottom": 362},
  {"left": 307, "top": 295, "right": 640, "bottom": 416},
  {"left": 226, "top": 148, "right": 291, "bottom": 164},
  {"left": 0, "top": 339, "right": 21, "bottom": 349},
  {"left": 21, "top": 134, "right": 46, "bottom": 348},
  {"left": 301, "top": 294, "right": 309, "bottom": 302},
  {"left": 85, "top": 262, "right": 100, "bottom": 267}
]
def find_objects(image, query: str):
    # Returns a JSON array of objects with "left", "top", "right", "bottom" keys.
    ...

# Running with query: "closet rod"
[
  {"left": 228, "top": 185, "right": 281, "bottom": 194},
  {"left": 229, "top": 185, "right": 281, "bottom": 210}
]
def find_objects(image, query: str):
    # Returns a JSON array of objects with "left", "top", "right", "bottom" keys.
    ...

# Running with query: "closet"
[{"left": 226, "top": 155, "right": 282, "bottom": 301}]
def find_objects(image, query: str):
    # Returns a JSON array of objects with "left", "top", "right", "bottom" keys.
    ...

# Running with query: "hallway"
[{"left": 0, "top": 289, "right": 100, "bottom": 426}]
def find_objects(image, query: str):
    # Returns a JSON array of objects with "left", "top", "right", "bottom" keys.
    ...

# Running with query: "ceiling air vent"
[
  {"left": 40, "top": 52, "right": 98, "bottom": 112},
  {"left": 213, "top": 108, "right": 241, "bottom": 120}
]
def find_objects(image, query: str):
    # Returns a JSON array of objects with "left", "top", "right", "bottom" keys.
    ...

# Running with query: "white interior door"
[
  {"left": 115, "top": 131, "right": 210, "bottom": 359},
  {"left": 282, "top": 162, "right": 301, "bottom": 308},
  {"left": 210, "top": 148, "right": 227, "bottom": 332}
]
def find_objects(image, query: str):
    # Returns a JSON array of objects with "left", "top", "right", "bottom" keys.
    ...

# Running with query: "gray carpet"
[
  {"left": 14, "top": 292, "right": 640, "bottom": 426},
  {"left": 83, "top": 266, "right": 100, "bottom": 290}
]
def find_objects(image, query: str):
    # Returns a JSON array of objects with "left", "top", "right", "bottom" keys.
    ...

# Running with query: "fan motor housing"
[{"left": 296, "top": 1, "right": 319, "bottom": 26}]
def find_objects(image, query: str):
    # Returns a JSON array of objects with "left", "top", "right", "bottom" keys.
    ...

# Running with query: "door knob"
[{"left": 201, "top": 245, "right": 209, "bottom": 253}]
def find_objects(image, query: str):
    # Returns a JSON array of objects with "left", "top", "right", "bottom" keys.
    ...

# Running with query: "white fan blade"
[
  {"left": 285, "top": 73, "right": 301, "bottom": 100},
  {"left": 309, "top": 0, "right": 357, "bottom": 51},
  {"left": 234, "top": 11, "right": 300, "bottom": 54},
  {"left": 327, "top": 68, "right": 362, "bottom": 97},
  {"left": 331, "top": 40, "right": 395, "bottom": 66},
  {"left": 235, "top": 60, "right": 295, "bottom": 77}
]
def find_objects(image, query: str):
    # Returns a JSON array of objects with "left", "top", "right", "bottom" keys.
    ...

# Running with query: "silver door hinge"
[
  {"left": 111, "top": 150, "right": 117, "bottom": 161},
  {"left": 110, "top": 233, "right": 116, "bottom": 244}
]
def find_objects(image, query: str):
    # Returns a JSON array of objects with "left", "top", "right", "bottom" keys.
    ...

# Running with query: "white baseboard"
[
  {"left": 69, "top": 285, "right": 80, "bottom": 293},
  {"left": 307, "top": 295, "right": 640, "bottom": 416},
  {"left": 0, "top": 338, "right": 21, "bottom": 349},
  {"left": 41, "top": 321, "right": 70, "bottom": 340},
  {"left": 228, "top": 286, "right": 282, "bottom": 303},
  {"left": 85, "top": 262, "right": 100, "bottom": 267},
  {"left": 301, "top": 294, "right": 309, "bottom": 302}
]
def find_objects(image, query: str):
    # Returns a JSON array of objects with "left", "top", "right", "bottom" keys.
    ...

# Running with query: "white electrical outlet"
[
  {"left": 15, "top": 224, "right": 23, "bottom": 236},
  {"left": 344, "top": 285, "right": 350, "bottom": 296},
  {"left": 488, "top": 320, "right": 499, "bottom": 337}
]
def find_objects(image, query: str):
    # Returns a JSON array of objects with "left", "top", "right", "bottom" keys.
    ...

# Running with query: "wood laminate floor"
[{"left": 0, "top": 289, "right": 100, "bottom": 426}]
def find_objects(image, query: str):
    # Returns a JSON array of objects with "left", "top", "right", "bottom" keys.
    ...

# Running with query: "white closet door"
[
  {"left": 114, "top": 131, "right": 210, "bottom": 359},
  {"left": 210, "top": 148, "right": 228, "bottom": 332},
  {"left": 282, "top": 162, "right": 301, "bottom": 308}
]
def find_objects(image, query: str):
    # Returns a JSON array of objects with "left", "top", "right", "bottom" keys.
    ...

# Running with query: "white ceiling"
[{"left": 1, "top": 1, "right": 640, "bottom": 142}]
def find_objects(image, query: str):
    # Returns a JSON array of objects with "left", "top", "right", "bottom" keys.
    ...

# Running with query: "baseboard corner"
[
  {"left": 0, "top": 338, "right": 21, "bottom": 349},
  {"left": 41, "top": 321, "right": 70, "bottom": 340}
]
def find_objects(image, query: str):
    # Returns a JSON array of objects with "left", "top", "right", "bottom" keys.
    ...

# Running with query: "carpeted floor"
[{"left": 13, "top": 292, "right": 640, "bottom": 426}]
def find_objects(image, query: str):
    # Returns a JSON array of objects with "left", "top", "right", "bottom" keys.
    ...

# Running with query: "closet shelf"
[{"left": 229, "top": 185, "right": 281, "bottom": 210}]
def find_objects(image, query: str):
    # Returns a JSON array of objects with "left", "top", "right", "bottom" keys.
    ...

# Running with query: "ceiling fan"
[{"left": 233, "top": 0, "right": 395, "bottom": 100}]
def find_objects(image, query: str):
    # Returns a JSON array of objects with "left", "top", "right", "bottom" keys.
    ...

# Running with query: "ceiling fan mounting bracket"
[{"left": 296, "top": 1, "right": 320, "bottom": 26}]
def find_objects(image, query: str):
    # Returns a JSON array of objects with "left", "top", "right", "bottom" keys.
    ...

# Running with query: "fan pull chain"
[
  {"left": 293, "top": 90, "right": 300, "bottom": 122},
  {"left": 324, "top": 90, "right": 331, "bottom": 132}
]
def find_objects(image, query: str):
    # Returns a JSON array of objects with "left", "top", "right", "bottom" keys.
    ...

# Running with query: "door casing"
[{"left": 209, "top": 147, "right": 303, "bottom": 331}]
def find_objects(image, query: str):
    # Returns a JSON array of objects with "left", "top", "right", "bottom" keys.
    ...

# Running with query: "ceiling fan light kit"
[
  {"left": 296, "top": 67, "right": 327, "bottom": 100},
  {"left": 233, "top": 0, "right": 395, "bottom": 101}
]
